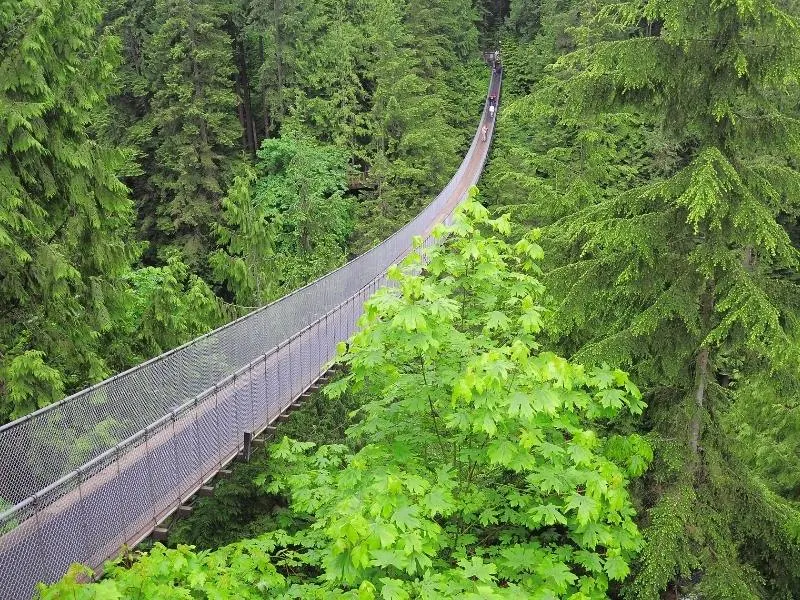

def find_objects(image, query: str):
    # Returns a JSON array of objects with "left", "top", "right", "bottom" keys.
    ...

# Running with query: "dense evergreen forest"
[
  {"left": 0, "top": 0, "right": 487, "bottom": 422},
  {"left": 3, "top": 0, "right": 800, "bottom": 598}
]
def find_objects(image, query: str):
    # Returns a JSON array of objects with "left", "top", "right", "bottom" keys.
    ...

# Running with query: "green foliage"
[
  {"left": 265, "top": 196, "right": 649, "bottom": 598},
  {"left": 210, "top": 165, "right": 276, "bottom": 305},
  {"left": 727, "top": 370, "right": 800, "bottom": 499},
  {"left": 0, "top": 352, "right": 65, "bottom": 421},
  {"left": 0, "top": 0, "right": 138, "bottom": 422},
  {"left": 212, "top": 138, "right": 352, "bottom": 305},
  {"left": 41, "top": 197, "right": 651, "bottom": 599},
  {"left": 105, "top": 256, "right": 225, "bottom": 368},
  {"left": 484, "top": 0, "right": 800, "bottom": 596},
  {"left": 139, "top": 0, "right": 241, "bottom": 270},
  {"left": 255, "top": 138, "right": 352, "bottom": 292},
  {"left": 37, "top": 538, "right": 293, "bottom": 600}
]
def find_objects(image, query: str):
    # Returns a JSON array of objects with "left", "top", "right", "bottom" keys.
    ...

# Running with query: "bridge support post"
[{"left": 242, "top": 431, "right": 253, "bottom": 463}]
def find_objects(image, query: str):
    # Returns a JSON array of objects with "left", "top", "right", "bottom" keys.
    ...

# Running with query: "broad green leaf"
[
  {"left": 565, "top": 493, "right": 600, "bottom": 526},
  {"left": 458, "top": 556, "right": 497, "bottom": 583},
  {"left": 604, "top": 555, "right": 630, "bottom": 581}
]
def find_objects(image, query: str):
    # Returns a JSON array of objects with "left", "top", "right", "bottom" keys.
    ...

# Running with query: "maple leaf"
[
  {"left": 508, "top": 390, "right": 534, "bottom": 419},
  {"left": 528, "top": 503, "right": 568, "bottom": 526},
  {"left": 485, "top": 310, "right": 511, "bottom": 331},
  {"left": 380, "top": 578, "right": 410, "bottom": 600},
  {"left": 372, "top": 521, "right": 398, "bottom": 548},
  {"left": 532, "top": 386, "right": 561, "bottom": 414},
  {"left": 487, "top": 439, "right": 518, "bottom": 466},
  {"left": 458, "top": 556, "right": 497, "bottom": 583},
  {"left": 604, "top": 555, "right": 630, "bottom": 581},
  {"left": 393, "top": 304, "right": 428, "bottom": 332},
  {"left": 392, "top": 505, "right": 421, "bottom": 531},
  {"left": 565, "top": 493, "right": 600, "bottom": 526}
]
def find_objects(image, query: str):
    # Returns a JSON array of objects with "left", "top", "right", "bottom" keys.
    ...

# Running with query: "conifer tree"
[
  {"left": 209, "top": 165, "right": 276, "bottom": 305},
  {"left": 142, "top": 0, "right": 241, "bottom": 271},
  {"left": 509, "top": 0, "right": 800, "bottom": 596},
  {"left": 0, "top": 0, "right": 138, "bottom": 421},
  {"left": 211, "top": 138, "right": 351, "bottom": 305}
]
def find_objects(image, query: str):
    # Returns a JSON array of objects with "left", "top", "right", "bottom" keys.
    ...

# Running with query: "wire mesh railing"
[{"left": 0, "top": 70, "right": 501, "bottom": 600}]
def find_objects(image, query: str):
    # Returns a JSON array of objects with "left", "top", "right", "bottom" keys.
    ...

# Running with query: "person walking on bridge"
[
  {"left": 489, "top": 104, "right": 495, "bottom": 119},
  {"left": 482, "top": 124, "right": 488, "bottom": 142}
]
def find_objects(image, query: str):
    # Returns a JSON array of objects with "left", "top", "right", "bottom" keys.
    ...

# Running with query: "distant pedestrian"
[
  {"left": 481, "top": 124, "right": 488, "bottom": 142},
  {"left": 489, "top": 104, "right": 495, "bottom": 119}
]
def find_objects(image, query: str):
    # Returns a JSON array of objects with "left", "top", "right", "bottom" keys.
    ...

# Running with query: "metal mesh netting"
[{"left": 0, "top": 72, "right": 501, "bottom": 599}]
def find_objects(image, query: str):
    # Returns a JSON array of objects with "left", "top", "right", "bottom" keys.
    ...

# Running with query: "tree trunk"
[
  {"left": 689, "top": 284, "right": 715, "bottom": 457},
  {"left": 235, "top": 38, "right": 257, "bottom": 158},
  {"left": 689, "top": 347, "right": 709, "bottom": 456},
  {"left": 742, "top": 245, "right": 757, "bottom": 270},
  {"left": 236, "top": 86, "right": 248, "bottom": 151}
]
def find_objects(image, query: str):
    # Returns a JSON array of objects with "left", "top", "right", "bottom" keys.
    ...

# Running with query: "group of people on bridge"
[
  {"left": 482, "top": 94, "right": 498, "bottom": 142},
  {"left": 481, "top": 50, "right": 501, "bottom": 143}
]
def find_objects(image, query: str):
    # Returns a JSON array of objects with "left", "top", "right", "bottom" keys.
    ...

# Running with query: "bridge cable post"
[
  {"left": 77, "top": 469, "right": 91, "bottom": 567},
  {"left": 276, "top": 343, "right": 283, "bottom": 420},
  {"left": 232, "top": 373, "right": 239, "bottom": 456},
  {"left": 351, "top": 294, "right": 356, "bottom": 336},
  {"left": 299, "top": 332, "right": 305, "bottom": 399},
  {"left": 307, "top": 327, "right": 312, "bottom": 390},
  {"left": 315, "top": 316, "right": 321, "bottom": 379},
  {"left": 242, "top": 431, "right": 253, "bottom": 464},
  {"left": 281, "top": 338, "right": 294, "bottom": 412},
  {"left": 308, "top": 326, "right": 313, "bottom": 387},
  {"left": 339, "top": 300, "right": 344, "bottom": 343},
  {"left": 213, "top": 385, "right": 222, "bottom": 468},
  {"left": 353, "top": 291, "right": 358, "bottom": 335},
  {"left": 298, "top": 334, "right": 303, "bottom": 401},
  {"left": 191, "top": 398, "right": 202, "bottom": 491},
  {"left": 114, "top": 445, "right": 129, "bottom": 544},
  {"left": 249, "top": 361, "right": 255, "bottom": 434},
  {"left": 324, "top": 311, "right": 329, "bottom": 367},
  {"left": 264, "top": 354, "right": 269, "bottom": 424},
  {"left": 32, "top": 495, "right": 47, "bottom": 584},
  {"left": 169, "top": 413, "right": 180, "bottom": 509},
  {"left": 144, "top": 427, "right": 157, "bottom": 524},
  {"left": 298, "top": 334, "right": 303, "bottom": 402}
]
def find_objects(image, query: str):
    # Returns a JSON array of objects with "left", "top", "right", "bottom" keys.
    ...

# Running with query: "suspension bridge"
[{"left": 0, "top": 69, "right": 502, "bottom": 600}]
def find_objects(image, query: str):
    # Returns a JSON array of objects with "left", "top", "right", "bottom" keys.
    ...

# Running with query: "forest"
[{"left": 2, "top": 0, "right": 800, "bottom": 598}]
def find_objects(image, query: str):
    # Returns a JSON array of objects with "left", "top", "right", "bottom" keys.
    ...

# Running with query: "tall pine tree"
[
  {"left": 0, "top": 0, "right": 137, "bottom": 421},
  {"left": 514, "top": 0, "right": 800, "bottom": 596},
  {"left": 141, "top": 0, "right": 241, "bottom": 271}
]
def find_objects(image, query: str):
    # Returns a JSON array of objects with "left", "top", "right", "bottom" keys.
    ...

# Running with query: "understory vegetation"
[{"left": 41, "top": 198, "right": 654, "bottom": 599}]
